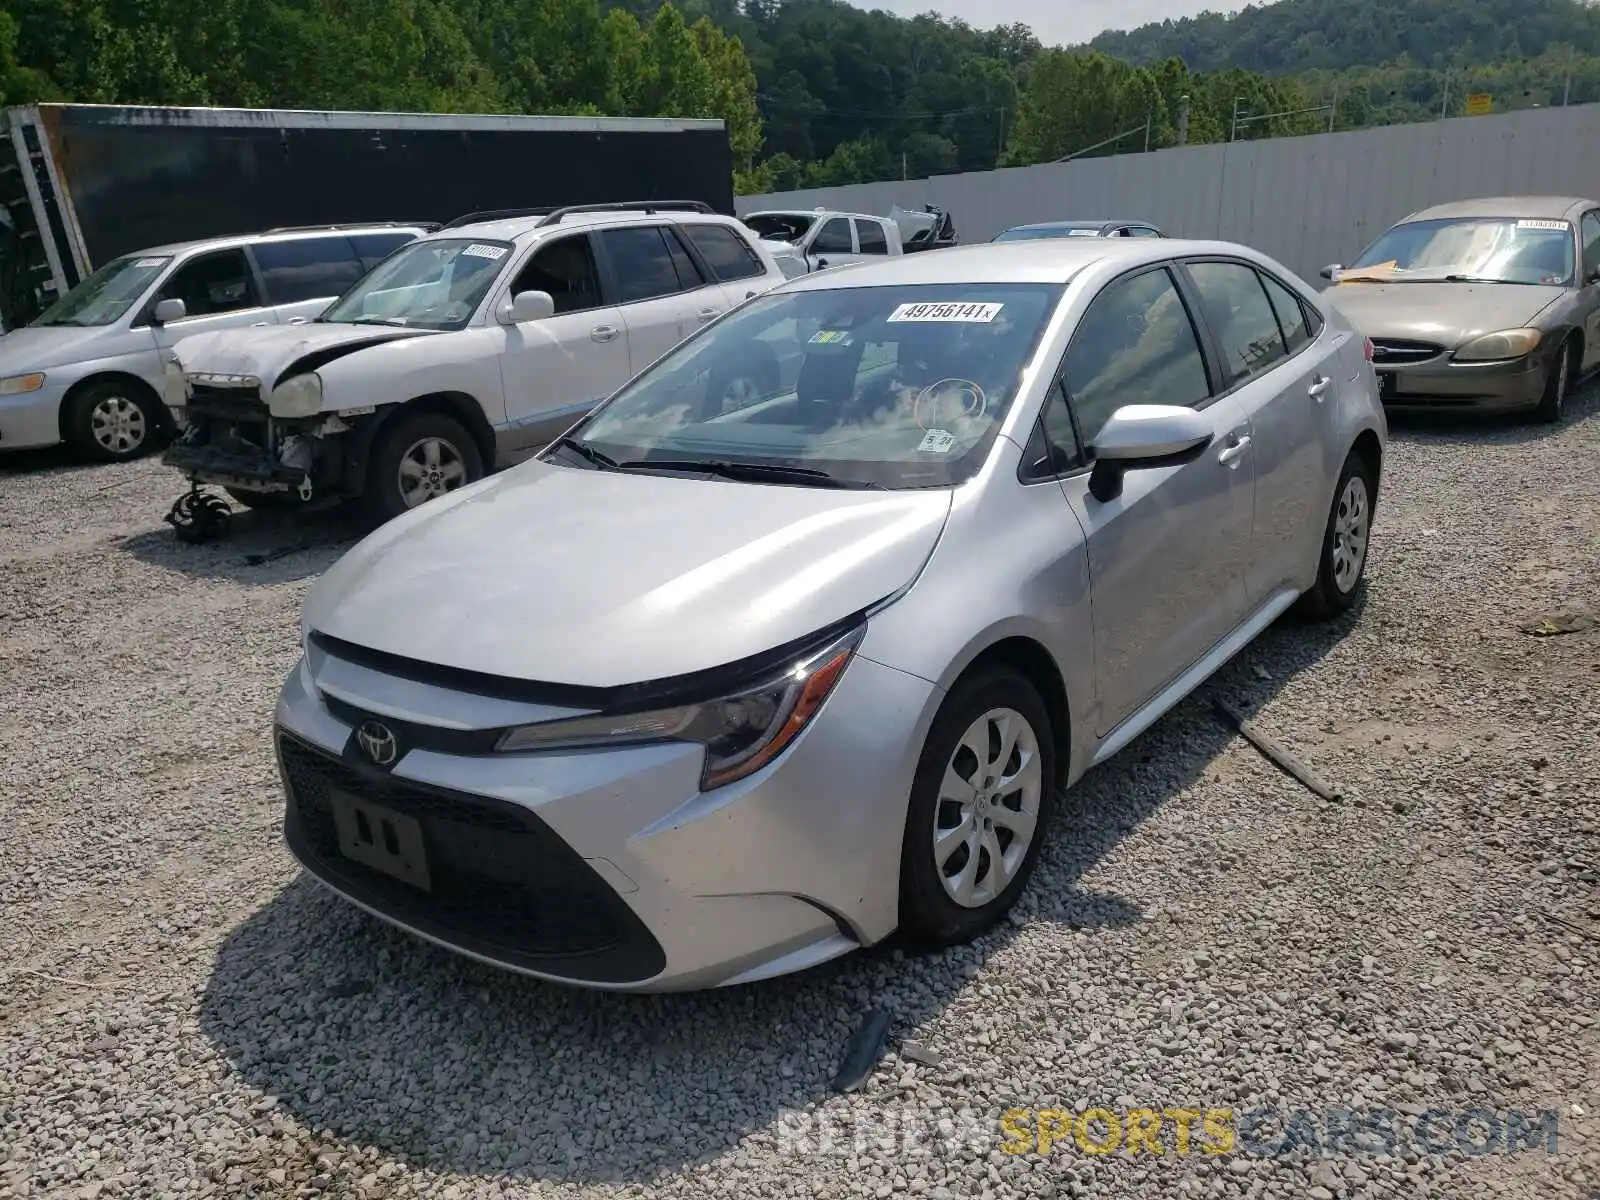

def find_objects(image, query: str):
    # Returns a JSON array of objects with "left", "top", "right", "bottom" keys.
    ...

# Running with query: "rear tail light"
[{"left": 1363, "top": 337, "right": 1375, "bottom": 361}]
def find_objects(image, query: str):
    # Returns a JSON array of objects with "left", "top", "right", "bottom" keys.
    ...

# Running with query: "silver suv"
[{"left": 0, "top": 222, "right": 432, "bottom": 462}]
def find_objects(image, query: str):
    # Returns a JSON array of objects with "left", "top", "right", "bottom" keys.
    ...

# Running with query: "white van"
[{"left": 0, "top": 223, "right": 431, "bottom": 461}]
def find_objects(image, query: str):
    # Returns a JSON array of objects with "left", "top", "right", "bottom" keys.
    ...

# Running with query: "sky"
[{"left": 867, "top": 0, "right": 1250, "bottom": 47}]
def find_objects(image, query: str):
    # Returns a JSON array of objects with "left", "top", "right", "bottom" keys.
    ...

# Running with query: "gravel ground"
[{"left": 1, "top": 398, "right": 1597, "bottom": 1200}]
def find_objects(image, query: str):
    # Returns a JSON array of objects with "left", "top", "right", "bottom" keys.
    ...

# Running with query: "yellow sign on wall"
[{"left": 1466, "top": 93, "right": 1493, "bottom": 115}]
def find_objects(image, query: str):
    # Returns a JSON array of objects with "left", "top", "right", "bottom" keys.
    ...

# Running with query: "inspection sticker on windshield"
[
  {"left": 461, "top": 243, "right": 508, "bottom": 259},
  {"left": 809, "top": 328, "right": 853, "bottom": 344},
  {"left": 888, "top": 301, "right": 1003, "bottom": 323},
  {"left": 918, "top": 428, "right": 956, "bottom": 453},
  {"left": 1517, "top": 219, "right": 1567, "bottom": 230}
]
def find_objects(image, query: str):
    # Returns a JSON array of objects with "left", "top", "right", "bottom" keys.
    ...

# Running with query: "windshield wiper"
[
  {"left": 614, "top": 458, "right": 882, "bottom": 488},
  {"left": 547, "top": 435, "right": 619, "bottom": 469},
  {"left": 1443, "top": 275, "right": 1546, "bottom": 285}
]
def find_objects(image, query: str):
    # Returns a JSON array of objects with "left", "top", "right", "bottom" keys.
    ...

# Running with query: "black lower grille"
[
  {"left": 187, "top": 382, "right": 266, "bottom": 421},
  {"left": 277, "top": 730, "right": 665, "bottom": 983}
]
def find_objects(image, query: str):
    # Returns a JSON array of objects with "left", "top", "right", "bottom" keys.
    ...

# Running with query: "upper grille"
[
  {"left": 277, "top": 730, "right": 665, "bottom": 983},
  {"left": 1369, "top": 339, "right": 1444, "bottom": 365},
  {"left": 186, "top": 381, "right": 266, "bottom": 420}
]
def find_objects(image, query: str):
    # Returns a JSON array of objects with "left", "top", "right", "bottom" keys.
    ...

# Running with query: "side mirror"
[
  {"left": 1319, "top": 263, "right": 1341, "bottom": 281},
  {"left": 816, "top": 258, "right": 830, "bottom": 270},
  {"left": 153, "top": 298, "right": 187, "bottom": 324},
  {"left": 1087, "top": 404, "right": 1214, "bottom": 503},
  {"left": 502, "top": 290, "right": 555, "bottom": 323}
]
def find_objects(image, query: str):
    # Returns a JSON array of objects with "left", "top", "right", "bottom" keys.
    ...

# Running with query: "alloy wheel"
[{"left": 933, "top": 706, "right": 1044, "bottom": 908}]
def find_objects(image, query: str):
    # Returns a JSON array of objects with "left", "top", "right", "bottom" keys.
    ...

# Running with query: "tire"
[
  {"left": 1533, "top": 337, "right": 1574, "bottom": 424},
  {"left": 1296, "top": 449, "right": 1377, "bottom": 620},
  {"left": 898, "top": 665, "right": 1058, "bottom": 948},
  {"left": 362, "top": 410, "right": 484, "bottom": 525},
  {"left": 63, "top": 379, "right": 164, "bottom": 463}
]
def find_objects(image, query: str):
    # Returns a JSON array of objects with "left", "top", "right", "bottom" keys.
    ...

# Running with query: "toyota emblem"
[{"left": 356, "top": 720, "right": 399, "bottom": 766}]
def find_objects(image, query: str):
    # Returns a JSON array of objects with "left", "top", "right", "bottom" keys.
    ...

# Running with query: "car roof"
[
  {"left": 441, "top": 209, "right": 745, "bottom": 242},
  {"left": 1404, "top": 195, "right": 1593, "bottom": 222},
  {"left": 1006, "top": 220, "right": 1155, "bottom": 232},
  {"left": 775, "top": 237, "right": 1272, "bottom": 290},
  {"left": 128, "top": 224, "right": 431, "bottom": 259}
]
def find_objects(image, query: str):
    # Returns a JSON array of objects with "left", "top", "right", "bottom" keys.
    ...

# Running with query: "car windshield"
[
  {"left": 994, "top": 225, "right": 1101, "bottom": 242},
  {"left": 744, "top": 213, "right": 816, "bottom": 243},
  {"left": 1341, "top": 216, "right": 1575, "bottom": 285},
  {"left": 31, "top": 254, "right": 171, "bottom": 326},
  {"left": 556, "top": 282, "right": 1064, "bottom": 490},
  {"left": 320, "top": 237, "right": 514, "bottom": 329}
]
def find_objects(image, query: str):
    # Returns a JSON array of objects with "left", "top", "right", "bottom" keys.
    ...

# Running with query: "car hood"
[
  {"left": 1320, "top": 281, "right": 1565, "bottom": 346},
  {"left": 304, "top": 460, "right": 953, "bottom": 689},
  {"left": 170, "top": 322, "right": 439, "bottom": 388},
  {"left": 0, "top": 324, "right": 119, "bottom": 371}
]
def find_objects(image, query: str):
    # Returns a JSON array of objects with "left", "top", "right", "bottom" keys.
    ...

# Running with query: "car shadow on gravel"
[
  {"left": 114, "top": 507, "right": 366, "bottom": 585},
  {"left": 195, "top": 597, "right": 1365, "bottom": 1188}
]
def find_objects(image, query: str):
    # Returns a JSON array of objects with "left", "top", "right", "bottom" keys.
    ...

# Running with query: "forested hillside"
[
  {"left": 1087, "top": 0, "right": 1600, "bottom": 75},
  {"left": 0, "top": 0, "right": 1593, "bottom": 194}
]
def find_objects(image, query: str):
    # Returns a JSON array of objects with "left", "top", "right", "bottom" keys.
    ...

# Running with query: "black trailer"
[{"left": 0, "top": 104, "right": 735, "bottom": 329}]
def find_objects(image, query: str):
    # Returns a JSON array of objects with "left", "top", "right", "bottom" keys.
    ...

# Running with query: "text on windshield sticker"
[
  {"left": 133, "top": 258, "right": 166, "bottom": 268},
  {"left": 809, "top": 329, "right": 852, "bottom": 344},
  {"left": 888, "top": 302, "right": 1003, "bottom": 323},
  {"left": 918, "top": 428, "right": 955, "bottom": 453},
  {"left": 1517, "top": 219, "right": 1567, "bottom": 230},
  {"left": 462, "top": 243, "right": 508, "bottom": 259}
]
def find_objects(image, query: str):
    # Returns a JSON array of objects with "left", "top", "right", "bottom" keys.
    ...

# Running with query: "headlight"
[
  {"left": 0, "top": 372, "right": 45, "bottom": 396},
  {"left": 268, "top": 372, "right": 323, "bottom": 418},
  {"left": 1453, "top": 328, "right": 1542, "bottom": 361},
  {"left": 495, "top": 625, "right": 863, "bottom": 790}
]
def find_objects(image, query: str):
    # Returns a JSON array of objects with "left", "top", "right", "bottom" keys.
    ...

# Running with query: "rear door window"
[
  {"left": 682, "top": 222, "right": 767, "bottom": 282},
  {"left": 854, "top": 220, "right": 888, "bottom": 254},
  {"left": 1184, "top": 260, "right": 1290, "bottom": 385},
  {"left": 252, "top": 237, "right": 366, "bottom": 305},
  {"left": 600, "top": 226, "right": 690, "bottom": 304},
  {"left": 811, "top": 218, "right": 853, "bottom": 255},
  {"left": 1257, "top": 271, "right": 1312, "bottom": 353}
]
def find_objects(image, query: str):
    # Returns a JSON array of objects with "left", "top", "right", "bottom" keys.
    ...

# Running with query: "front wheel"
[
  {"left": 1296, "top": 450, "right": 1376, "bottom": 620},
  {"left": 63, "top": 380, "right": 164, "bottom": 463},
  {"left": 1533, "top": 338, "right": 1573, "bottom": 424},
  {"left": 898, "top": 666, "right": 1057, "bottom": 948},
  {"left": 363, "top": 411, "right": 484, "bottom": 525}
]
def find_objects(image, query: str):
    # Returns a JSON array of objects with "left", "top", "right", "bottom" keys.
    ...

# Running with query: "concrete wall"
[{"left": 737, "top": 103, "right": 1600, "bottom": 284}]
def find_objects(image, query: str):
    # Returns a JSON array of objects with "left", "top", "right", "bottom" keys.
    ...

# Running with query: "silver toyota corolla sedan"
[{"left": 273, "top": 237, "right": 1387, "bottom": 991}]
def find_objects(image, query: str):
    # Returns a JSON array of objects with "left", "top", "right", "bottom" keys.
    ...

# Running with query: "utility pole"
[
  {"left": 1328, "top": 82, "right": 1338, "bottom": 132},
  {"left": 1231, "top": 96, "right": 1243, "bottom": 141},
  {"left": 997, "top": 106, "right": 1006, "bottom": 166},
  {"left": 1144, "top": 115, "right": 1151, "bottom": 152},
  {"left": 1176, "top": 95, "right": 1190, "bottom": 145},
  {"left": 1440, "top": 74, "right": 1449, "bottom": 119}
]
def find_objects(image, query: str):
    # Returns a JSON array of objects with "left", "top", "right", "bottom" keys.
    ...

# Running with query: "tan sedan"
[{"left": 1320, "top": 195, "right": 1600, "bottom": 422}]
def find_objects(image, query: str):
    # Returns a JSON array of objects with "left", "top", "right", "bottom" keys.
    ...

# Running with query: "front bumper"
[
  {"left": 1374, "top": 351, "right": 1547, "bottom": 413},
  {"left": 272, "top": 639, "right": 939, "bottom": 991},
  {"left": 0, "top": 378, "right": 68, "bottom": 451},
  {"left": 162, "top": 440, "right": 301, "bottom": 491}
]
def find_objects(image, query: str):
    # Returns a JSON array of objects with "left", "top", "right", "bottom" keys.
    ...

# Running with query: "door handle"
[
  {"left": 1308, "top": 375, "right": 1330, "bottom": 399},
  {"left": 251, "top": 321, "right": 270, "bottom": 327},
  {"left": 286, "top": 317, "right": 308, "bottom": 325},
  {"left": 1218, "top": 435, "right": 1251, "bottom": 465},
  {"left": 591, "top": 325, "right": 618, "bottom": 343},
  {"left": 697, "top": 307, "right": 721, "bottom": 322}
]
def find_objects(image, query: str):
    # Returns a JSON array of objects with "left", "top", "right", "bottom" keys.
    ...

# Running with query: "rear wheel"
[
  {"left": 1297, "top": 449, "right": 1376, "bottom": 620},
  {"left": 63, "top": 380, "right": 164, "bottom": 462},
  {"left": 363, "top": 410, "right": 483, "bottom": 524},
  {"left": 898, "top": 666, "right": 1057, "bottom": 947},
  {"left": 1533, "top": 338, "right": 1574, "bottom": 424}
]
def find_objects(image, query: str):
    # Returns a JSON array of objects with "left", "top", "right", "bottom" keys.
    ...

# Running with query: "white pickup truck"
[{"left": 743, "top": 204, "right": 958, "bottom": 277}]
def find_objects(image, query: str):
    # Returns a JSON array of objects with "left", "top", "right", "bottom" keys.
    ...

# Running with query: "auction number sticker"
[
  {"left": 888, "top": 301, "right": 1003, "bottom": 323},
  {"left": 1517, "top": 219, "right": 1567, "bottom": 230},
  {"left": 134, "top": 258, "right": 166, "bottom": 268},
  {"left": 462, "top": 243, "right": 508, "bottom": 259}
]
